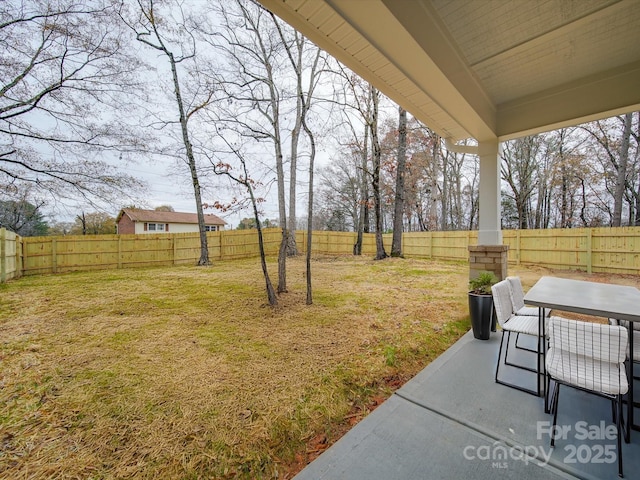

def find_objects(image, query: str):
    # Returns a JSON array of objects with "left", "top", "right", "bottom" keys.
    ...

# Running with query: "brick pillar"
[{"left": 468, "top": 245, "right": 509, "bottom": 281}]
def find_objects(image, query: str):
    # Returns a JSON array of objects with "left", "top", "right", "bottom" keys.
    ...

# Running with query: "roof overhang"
[{"left": 257, "top": 0, "right": 640, "bottom": 143}]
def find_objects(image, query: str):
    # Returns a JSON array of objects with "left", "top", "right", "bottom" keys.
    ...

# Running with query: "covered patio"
[
  {"left": 292, "top": 330, "right": 640, "bottom": 480},
  {"left": 255, "top": 1, "right": 640, "bottom": 478},
  {"left": 258, "top": 0, "right": 640, "bottom": 249}
]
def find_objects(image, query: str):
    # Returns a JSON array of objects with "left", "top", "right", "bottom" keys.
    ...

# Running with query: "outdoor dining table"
[{"left": 524, "top": 276, "right": 640, "bottom": 435}]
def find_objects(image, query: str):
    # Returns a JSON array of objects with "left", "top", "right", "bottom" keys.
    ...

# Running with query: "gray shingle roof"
[{"left": 119, "top": 208, "right": 226, "bottom": 225}]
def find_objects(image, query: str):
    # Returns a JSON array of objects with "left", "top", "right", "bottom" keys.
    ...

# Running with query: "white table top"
[{"left": 524, "top": 276, "right": 640, "bottom": 322}]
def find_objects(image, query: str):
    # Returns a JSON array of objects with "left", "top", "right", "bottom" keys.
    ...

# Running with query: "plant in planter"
[{"left": 468, "top": 271, "right": 499, "bottom": 340}]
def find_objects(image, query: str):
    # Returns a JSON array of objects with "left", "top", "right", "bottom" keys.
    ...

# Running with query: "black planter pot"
[{"left": 468, "top": 292, "right": 494, "bottom": 340}]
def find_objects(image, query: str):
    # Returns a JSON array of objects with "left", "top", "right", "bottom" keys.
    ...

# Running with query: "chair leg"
[
  {"left": 495, "top": 331, "right": 542, "bottom": 396},
  {"left": 620, "top": 360, "right": 633, "bottom": 443},
  {"left": 545, "top": 373, "right": 551, "bottom": 414},
  {"left": 495, "top": 331, "right": 506, "bottom": 384},
  {"left": 504, "top": 331, "right": 512, "bottom": 365},
  {"left": 551, "top": 383, "right": 561, "bottom": 447},
  {"left": 549, "top": 379, "right": 559, "bottom": 415},
  {"left": 617, "top": 395, "right": 624, "bottom": 477},
  {"left": 537, "top": 328, "right": 542, "bottom": 397}
]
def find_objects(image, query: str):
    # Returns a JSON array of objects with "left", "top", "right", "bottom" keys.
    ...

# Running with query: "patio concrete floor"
[{"left": 294, "top": 330, "right": 640, "bottom": 480}]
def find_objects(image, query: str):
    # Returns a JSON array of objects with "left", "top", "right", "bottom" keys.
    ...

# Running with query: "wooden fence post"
[
  {"left": 22, "top": 238, "right": 28, "bottom": 276},
  {"left": 429, "top": 232, "right": 433, "bottom": 259},
  {"left": 516, "top": 230, "right": 521, "bottom": 265},
  {"left": 17, "top": 235, "right": 23, "bottom": 278},
  {"left": 118, "top": 236, "right": 122, "bottom": 269},
  {"left": 172, "top": 235, "right": 177, "bottom": 265},
  {"left": 51, "top": 237, "right": 57, "bottom": 274},
  {"left": 586, "top": 228, "right": 593, "bottom": 274},
  {"left": 1, "top": 228, "right": 6, "bottom": 283}
]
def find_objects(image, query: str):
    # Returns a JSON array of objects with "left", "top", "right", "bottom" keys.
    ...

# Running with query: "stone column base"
[{"left": 468, "top": 245, "right": 509, "bottom": 281}]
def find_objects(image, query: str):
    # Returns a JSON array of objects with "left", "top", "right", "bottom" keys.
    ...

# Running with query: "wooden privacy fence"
[
  {"left": 503, "top": 227, "right": 640, "bottom": 275},
  {"left": 3, "top": 226, "right": 640, "bottom": 281},
  {"left": 15, "top": 229, "right": 284, "bottom": 276}
]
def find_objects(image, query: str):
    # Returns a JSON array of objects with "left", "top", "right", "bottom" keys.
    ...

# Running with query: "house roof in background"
[
  {"left": 118, "top": 209, "right": 227, "bottom": 225},
  {"left": 258, "top": 0, "right": 640, "bottom": 142}
]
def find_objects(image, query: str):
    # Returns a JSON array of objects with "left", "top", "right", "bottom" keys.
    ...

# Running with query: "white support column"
[{"left": 477, "top": 139, "right": 502, "bottom": 245}]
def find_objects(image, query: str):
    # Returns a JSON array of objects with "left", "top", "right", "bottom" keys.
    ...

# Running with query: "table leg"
[
  {"left": 541, "top": 307, "right": 549, "bottom": 412},
  {"left": 629, "top": 324, "right": 635, "bottom": 437}
]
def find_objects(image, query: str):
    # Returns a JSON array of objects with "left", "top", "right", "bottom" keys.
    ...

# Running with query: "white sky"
[{"left": 41, "top": 0, "right": 393, "bottom": 231}]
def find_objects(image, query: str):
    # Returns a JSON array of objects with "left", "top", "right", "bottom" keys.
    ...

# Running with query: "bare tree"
[
  {"left": 410, "top": 125, "right": 441, "bottom": 231},
  {"left": 271, "top": 22, "right": 312, "bottom": 256},
  {"left": 391, "top": 106, "right": 407, "bottom": 256},
  {"left": 206, "top": 134, "right": 278, "bottom": 306},
  {"left": 501, "top": 136, "right": 541, "bottom": 229},
  {"left": 71, "top": 211, "right": 115, "bottom": 235},
  {"left": 302, "top": 91, "right": 316, "bottom": 304},
  {"left": 626, "top": 112, "right": 640, "bottom": 225},
  {"left": 126, "top": 0, "right": 210, "bottom": 265},
  {"left": 1, "top": 0, "right": 145, "bottom": 208},
  {"left": 352, "top": 121, "right": 370, "bottom": 254},
  {"left": 328, "top": 68, "right": 386, "bottom": 257},
  {"left": 443, "top": 149, "right": 468, "bottom": 229},
  {"left": 369, "top": 86, "right": 387, "bottom": 260},
  {"left": 272, "top": 16, "right": 324, "bottom": 303},
  {"left": 614, "top": 113, "right": 633, "bottom": 226},
  {"left": 581, "top": 114, "right": 637, "bottom": 226},
  {"left": 316, "top": 153, "right": 363, "bottom": 231},
  {"left": 318, "top": 91, "right": 482, "bottom": 236},
  {"left": 206, "top": 0, "right": 290, "bottom": 290}
]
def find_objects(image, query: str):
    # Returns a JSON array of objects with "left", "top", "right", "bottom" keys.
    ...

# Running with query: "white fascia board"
[
  {"left": 259, "top": 0, "right": 497, "bottom": 142},
  {"left": 379, "top": 0, "right": 496, "bottom": 142},
  {"left": 497, "top": 60, "right": 640, "bottom": 141}
]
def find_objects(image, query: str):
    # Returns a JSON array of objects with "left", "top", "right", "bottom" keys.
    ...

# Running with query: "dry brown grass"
[{"left": 1, "top": 255, "right": 636, "bottom": 479}]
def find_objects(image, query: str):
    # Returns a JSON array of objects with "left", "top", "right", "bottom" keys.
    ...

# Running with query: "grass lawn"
[{"left": 2, "top": 255, "right": 634, "bottom": 478}]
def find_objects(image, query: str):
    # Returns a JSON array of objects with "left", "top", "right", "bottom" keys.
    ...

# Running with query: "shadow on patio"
[{"left": 294, "top": 330, "right": 640, "bottom": 480}]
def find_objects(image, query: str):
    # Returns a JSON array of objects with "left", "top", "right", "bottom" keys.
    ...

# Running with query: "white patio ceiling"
[{"left": 257, "top": 0, "right": 640, "bottom": 143}]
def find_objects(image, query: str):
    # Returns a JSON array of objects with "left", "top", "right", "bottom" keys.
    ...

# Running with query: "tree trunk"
[
  {"left": 557, "top": 132, "right": 571, "bottom": 229},
  {"left": 391, "top": 106, "right": 406, "bottom": 257},
  {"left": 79, "top": 212, "right": 87, "bottom": 235},
  {"left": 440, "top": 143, "right": 449, "bottom": 230},
  {"left": 287, "top": 69, "right": 302, "bottom": 257},
  {"left": 288, "top": 109, "right": 301, "bottom": 256},
  {"left": 636, "top": 166, "right": 640, "bottom": 226},
  {"left": 302, "top": 102, "right": 316, "bottom": 304},
  {"left": 250, "top": 184, "right": 278, "bottom": 306},
  {"left": 285, "top": 33, "right": 306, "bottom": 257},
  {"left": 354, "top": 124, "right": 369, "bottom": 255},
  {"left": 612, "top": 113, "right": 632, "bottom": 226},
  {"left": 270, "top": 83, "right": 287, "bottom": 292},
  {"left": 134, "top": 8, "right": 210, "bottom": 265},
  {"left": 636, "top": 112, "right": 640, "bottom": 226},
  {"left": 369, "top": 85, "right": 387, "bottom": 260},
  {"left": 428, "top": 136, "right": 440, "bottom": 230},
  {"left": 166, "top": 47, "right": 209, "bottom": 265}
]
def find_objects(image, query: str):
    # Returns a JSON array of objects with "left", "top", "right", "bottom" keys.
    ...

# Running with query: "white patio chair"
[
  {"left": 507, "top": 276, "right": 551, "bottom": 354},
  {"left": 610, "top": 318, "right": 640, "bottom": 439},
  {"left": 609, "top": 318, "right": 640, "bottom": 363},
  {"left": 492, "top": 279, "right": 546, "bottom": 396},
  {"left": 507, "top": 276, "right": 549, "bottom": 317},
  {"left": 546, "top": 317, "right": 629, "bottom": 478}
]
